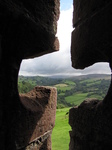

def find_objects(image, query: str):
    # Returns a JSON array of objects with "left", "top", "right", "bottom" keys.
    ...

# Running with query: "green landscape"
[{"left": 18, "top": 74, "right": 111, "bottom": 150}]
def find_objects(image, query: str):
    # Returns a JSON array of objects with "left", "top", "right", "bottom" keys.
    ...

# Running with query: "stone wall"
[
  {"left": 71, "top": 0, "right": 112, "bottom": 69},
  {"left": 0, "top": 0, "right": 59, "bottom": 149},
  {"left": 70, "top": 0, "right": 112, "bottom": 149}
]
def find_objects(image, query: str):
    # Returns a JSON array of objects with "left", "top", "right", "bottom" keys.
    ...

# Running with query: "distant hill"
[
  {"left": 18, "top": 74, "right": 111, "bottom": 108},
  {"left": 46, "top": 74, "right": 111, "bottom": 79},
  {"left": 72, "top": 74, "right": 110, "bottom": 79}
]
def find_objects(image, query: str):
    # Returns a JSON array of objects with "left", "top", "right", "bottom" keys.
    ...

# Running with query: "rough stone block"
[
  {"left": 71, "top": 2, "right": 112, "bottom": 69},
  {"left": 69, "top": 97, "right": 112, "bottom": 149},
  {"left": 73, "top": 0, "right": 111, "bottom": 27},
  {"left": 13, "top": 86, "right": 57, "bottom": 149},
  {"left": 0, "top": 0, "right": 60, "bottom": 59}
]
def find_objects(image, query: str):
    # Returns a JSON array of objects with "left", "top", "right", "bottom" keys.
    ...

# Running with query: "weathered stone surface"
[
  {"left": 71, "top": 1, "right": 112, "bottom": 69},
  {"left": 0, "top": 0, "right": 60, "bottom": 59},
  {"left": 73, "top": 0, "right": 111, "bottom": 27},
  {"left": 70, "top": 1, "right": 112, "bottom": 148},
  {"left": 0, "top": 1, "right": 59, "bottom": 149},
  {"left": 13, "top": 86, "right": 57, "bottom": 149},
  {"left": 25, "top": 132, "right": 52, "bottom": 150},
  {"left": 69, "top": 93, "right": 112, "bottom": 149}
]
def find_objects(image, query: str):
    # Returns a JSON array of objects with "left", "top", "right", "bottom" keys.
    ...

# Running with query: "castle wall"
[
  {"left": 0, "top": 0, "right": 59, "bottom": 149},
  {"left": 70, "top": 0, "right": 112, "bottom": 149}
]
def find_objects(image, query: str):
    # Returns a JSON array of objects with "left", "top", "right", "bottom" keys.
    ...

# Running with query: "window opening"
[{"left": 18, "top": 0, "right": 111, "bottom": 149}]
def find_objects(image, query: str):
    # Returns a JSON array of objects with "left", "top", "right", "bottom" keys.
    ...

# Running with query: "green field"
[
  {"left": 65, "top": 93, "right": 88, "bottom": 105},
  {"left": 52, "top": 108, "right": 71, "bottom": 150},
  {"left": 64, "top": 80, "right": 76, "bottom": 85},
  {"left": 55, "top": 83, "right": 73, "bottom": 91},
  {"left": 55, "top": 84, "right": 68, "bottom": 87}
]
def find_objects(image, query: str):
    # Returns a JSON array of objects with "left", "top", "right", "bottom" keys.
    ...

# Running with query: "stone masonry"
[
  {"left": 70, "top": 0, "right": 112, "bottom": 149},
  {"left": 0, "top": 0, "right": 59, "bottom": 149}
]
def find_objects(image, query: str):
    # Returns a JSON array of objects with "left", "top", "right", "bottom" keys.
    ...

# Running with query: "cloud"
[{"left": 19, "top": 6, "right": 111, "bottom": 77}]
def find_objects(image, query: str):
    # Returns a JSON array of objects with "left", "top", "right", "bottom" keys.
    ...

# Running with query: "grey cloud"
[{"left": 19, "top": 53, "right": 111, "bottom": 76}]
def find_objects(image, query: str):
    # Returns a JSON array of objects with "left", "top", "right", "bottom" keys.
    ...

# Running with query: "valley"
[{"left": 18, "top": 74, "right": 111, "bottom": 108}]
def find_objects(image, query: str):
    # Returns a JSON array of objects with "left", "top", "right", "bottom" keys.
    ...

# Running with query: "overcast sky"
[{"left": 19, "top": 0, "right": 111, "bottom": 76}]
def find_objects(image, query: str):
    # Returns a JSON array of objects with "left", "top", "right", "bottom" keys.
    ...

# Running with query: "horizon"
[{"left": 18, "top": 73, "right": 111, "bottom": 78}]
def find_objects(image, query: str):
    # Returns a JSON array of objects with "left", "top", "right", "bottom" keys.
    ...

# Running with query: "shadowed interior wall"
[
  {"left": 0, "top": 0, "right": 59, "bottom": 149},
  {"left": 69, "top": 0, "right": 112, "bottom": 149}
]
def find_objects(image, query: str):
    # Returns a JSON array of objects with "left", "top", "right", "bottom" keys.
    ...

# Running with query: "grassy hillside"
[
  {"left": 18, "top": 74, "right": 111, "bottom": 107},
  {"left": 52, "top": 108, "right": 71, "bottom": 150}
]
